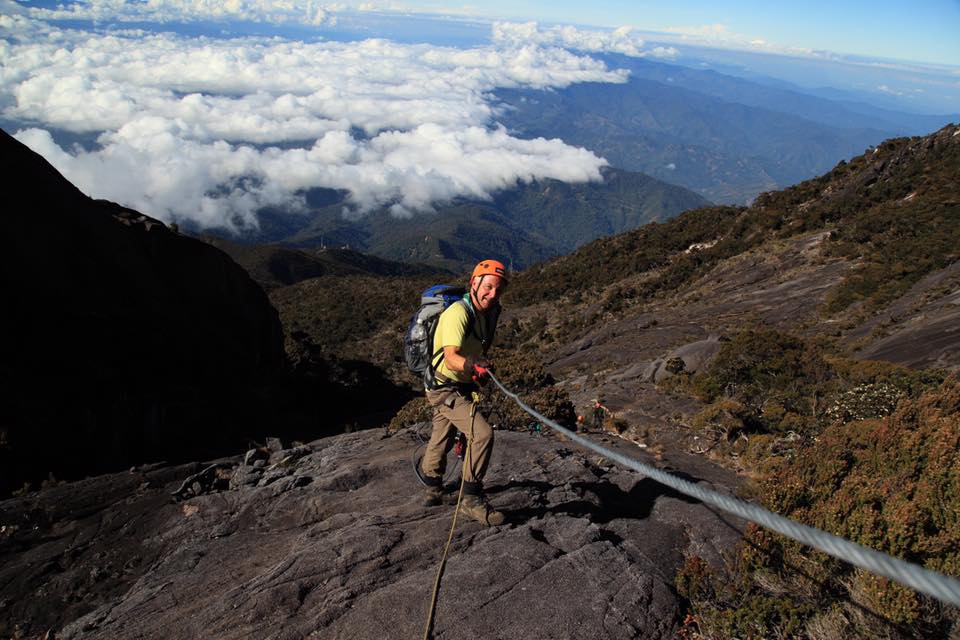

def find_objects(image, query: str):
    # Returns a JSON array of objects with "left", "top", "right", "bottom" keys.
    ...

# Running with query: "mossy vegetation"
[
  {"left": 680, "top": 376, "right": 960, "bottom": 639},
  {"left": 677, "top": 328, "right": 944, "bottom": 467},
  {"left": 675, "top": 329, "right": 956, "bottom": 639},
  {"left": 509, "top": 205, "right": 747, "bottom": 307},
  {"left": 482, "top": 347, "right": 578, "bottom": 431},
  {"left": 270, "top": 273, "right": 441, "bottom": 368},
  {"left": 822, "top": 197, "right": 960, "bottom": 312}
]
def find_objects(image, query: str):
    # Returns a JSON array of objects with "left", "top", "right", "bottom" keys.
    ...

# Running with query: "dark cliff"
[{"left": 0, "top": 129, "right": 286, "bottom": 495}]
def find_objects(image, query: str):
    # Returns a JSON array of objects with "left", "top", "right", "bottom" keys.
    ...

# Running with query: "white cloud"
[
  {"left": 662, "top": 23, "right": 817, "bottom": 58},
  {"left": 876, "top": 84, "right": 905, "bottom": 96},
  {"left": 648, "top": 46, "right": 679, "bottom": 59},
  {"left": 3, "top": 15, "right": 622, "bottom": 230},
  {"left": 666, "top": 23, "right": 732, "bottom": 39},
  {"left": 15, "top": 123, "right": 606, "bottom": 231},
  {"left": 25, "top": 0, "right": 337, "bottom": 27},
  {"left": 492, "top": 21, "right": 673, "bottom": 58}
]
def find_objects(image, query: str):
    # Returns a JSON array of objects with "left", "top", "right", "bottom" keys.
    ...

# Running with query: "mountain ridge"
[
  {"left": 508, "top": 122, "right": 960, "bottom": 322},
  {"left": 597, "top": 54, "right": 957, "bottom": 135},
  {"left": 495, "top": 66, "right": 956, "bottom": 205},
  {"left": 207, "top": 166, "right": 709, "bottom": 272},
  {"left": 199, "top": 237, "right": 448, "bottom": 291}
]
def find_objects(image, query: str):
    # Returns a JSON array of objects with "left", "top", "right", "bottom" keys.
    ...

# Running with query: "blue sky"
[
  {"left": 396, "top": 0, "right": 960, "bottom": 67},
  {"left": 11, "top": 0, "right": 960, "bottom": 66}
]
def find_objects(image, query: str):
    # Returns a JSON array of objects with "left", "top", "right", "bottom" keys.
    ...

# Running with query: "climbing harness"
[
  {"left": 484, "top": 372, "right": 960, "bottom": 609},
  {"left": 412, "top": 382, "right": 500, "bottom": 488}
]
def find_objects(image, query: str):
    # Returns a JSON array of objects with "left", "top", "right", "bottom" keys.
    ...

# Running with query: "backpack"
[
  {"left": 403, "top": 285, "right": 499, "bottom": 389},
  {"left": 404, "top": 285, "right": 468, "bottom": 384}
]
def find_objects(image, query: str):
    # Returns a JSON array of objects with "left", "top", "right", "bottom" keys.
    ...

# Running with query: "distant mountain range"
[
  {"left": 495, "top": 55, "right": 957, "bottom": 205},
  {"left": 216, "top": 166, "right": 709, "bottom": 271},
  {"left": 210, "top": 53, "right": 956, "bottom": 260},
  {"left": 613, "top": 54, "right": 955, "bottom": 133}
]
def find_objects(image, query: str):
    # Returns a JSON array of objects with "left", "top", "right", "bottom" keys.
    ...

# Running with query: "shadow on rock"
[{"left": 491, "top": 476, "right": 702, "bottom": 525}]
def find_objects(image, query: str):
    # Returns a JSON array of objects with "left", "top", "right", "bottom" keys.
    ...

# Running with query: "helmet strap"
[{"left": 470, "top": 274, "right": 485, "bottom": 309}]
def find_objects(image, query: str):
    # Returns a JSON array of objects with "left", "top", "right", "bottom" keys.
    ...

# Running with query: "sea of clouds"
[{"left": 1, "top": 2, "right": 670, "bottom": 231}]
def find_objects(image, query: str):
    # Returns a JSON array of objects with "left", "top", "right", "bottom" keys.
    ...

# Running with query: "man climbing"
[
  {"left": 420, "top": 259, "right": 508, "bottom": 526},
  {"left": 592, "top": 397, "right": 612, "bottom": 432}
]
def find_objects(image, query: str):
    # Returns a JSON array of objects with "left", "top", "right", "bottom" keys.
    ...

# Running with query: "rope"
[
  {"left": 422, "top": 403, "right": 476, "bottom": 639},
  {"left": 488, "top": 372, "right": 960, "bottom": 609}
]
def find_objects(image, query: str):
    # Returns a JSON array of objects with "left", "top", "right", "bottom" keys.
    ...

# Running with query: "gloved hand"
[{"left": 464, "top": 356, "right": 493, "bottom": 384}]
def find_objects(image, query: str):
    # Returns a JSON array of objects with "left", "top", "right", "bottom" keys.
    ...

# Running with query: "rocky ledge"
[{"left": 1, "top": 426, "right": 744, "bottom": 639}]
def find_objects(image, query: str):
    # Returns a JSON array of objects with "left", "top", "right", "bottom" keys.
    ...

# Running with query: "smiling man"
[{"left": 420, "top": 259, "right": 508, "bottom": 525}]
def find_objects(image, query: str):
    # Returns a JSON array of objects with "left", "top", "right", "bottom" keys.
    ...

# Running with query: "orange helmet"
[{"left": 471, "top": 259, "right": 509, "bottom": 283}]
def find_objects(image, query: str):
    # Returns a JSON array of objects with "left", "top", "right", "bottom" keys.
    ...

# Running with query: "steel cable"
[{"left": 488, "top": 372, "right": 960, "bottom": 608}]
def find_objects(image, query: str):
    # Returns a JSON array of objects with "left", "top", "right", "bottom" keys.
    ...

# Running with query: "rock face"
[
  {"left": 641, "top": 336, "right": 724, "bottom": 383},
  {"left": 0, "top": 130, "right": 285, "bottom": 495},
  {"left": 846, "top": 260, "right": 960, "bottom": 369},
  {"left": 544, "top": 230, "right": 853, "bottom": 437},
  {"left": 0, "top": 427, "right": 744, "bottom": 639}
]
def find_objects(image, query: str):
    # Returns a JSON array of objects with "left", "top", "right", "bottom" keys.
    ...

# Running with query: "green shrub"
[
  {"left": 482, "top": 347, "right": 576, "bottom": 431},
  {"left": 687, "top": 329, "right": 945, "bottom": 442},
  {"left": 666, "top": 357, "right": 687, "bottom": 375},
  {"left": 690, "top": 328, "right": 835, "bottom": 436},
  {"left": 681, "top": 375, "right": 960, "bottom": 639},
  {"left": 386, "top": 396, "right": 431, "bottom": 433}
]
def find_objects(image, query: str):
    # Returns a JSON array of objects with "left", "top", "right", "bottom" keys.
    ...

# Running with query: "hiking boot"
[
  {"left": 422, "top": 486, "right": 444, "bottom": 507},
  {"left": 459, "top": 494, "right": 506, "bottom": 526}
]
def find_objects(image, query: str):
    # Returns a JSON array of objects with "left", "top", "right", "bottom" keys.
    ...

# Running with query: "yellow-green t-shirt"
[{"left": 432, "top": 299, "right": 491, "bottom": 384}]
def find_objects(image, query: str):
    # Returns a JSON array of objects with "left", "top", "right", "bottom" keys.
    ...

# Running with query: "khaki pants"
[{"left": 420, "top": 388, "right": 494, "bottom": 493}]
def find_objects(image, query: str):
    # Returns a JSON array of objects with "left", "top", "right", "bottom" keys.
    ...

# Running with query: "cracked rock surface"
[{"left": 1, "top": 427, "right": 744, "bottom": 639}]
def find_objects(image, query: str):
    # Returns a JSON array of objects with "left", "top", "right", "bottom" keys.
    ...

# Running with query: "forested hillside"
[{"left": 212, "top": 167, "right": 709, "bottom": 272}]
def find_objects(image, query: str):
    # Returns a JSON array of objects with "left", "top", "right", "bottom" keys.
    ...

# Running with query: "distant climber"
[
  {"left": 591, "top": 398, "right": 612, "bottom": 431},
  {"left": 420, "top": 259, "right": 508, "bottom": 526}
]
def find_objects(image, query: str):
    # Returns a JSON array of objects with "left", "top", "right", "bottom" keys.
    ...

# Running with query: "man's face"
[{"left": 471, "top": 274, "right": 506, "bottom": 311}]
